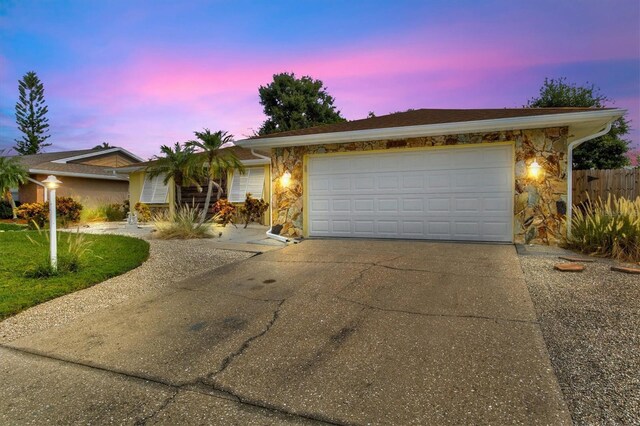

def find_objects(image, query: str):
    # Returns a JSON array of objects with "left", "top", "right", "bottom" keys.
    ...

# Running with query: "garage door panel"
[
  {"left": 308, "top": 217, "right": 513, "bottom": 242},
  {"left": 307, "top": 145, "right": 513, "bottom": 242}
]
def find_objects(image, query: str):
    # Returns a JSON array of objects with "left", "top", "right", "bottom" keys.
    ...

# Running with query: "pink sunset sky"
[{"left": 0, "top": 0, "right": 639, "bottom": 160}]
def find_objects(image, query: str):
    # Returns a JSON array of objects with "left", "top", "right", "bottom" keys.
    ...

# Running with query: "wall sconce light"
[
  {"left": 281, "top": 170, "right": 292, "bottom": 187},
  {"left": 528, "top": 160, "right": 544, "bottom": 180}
]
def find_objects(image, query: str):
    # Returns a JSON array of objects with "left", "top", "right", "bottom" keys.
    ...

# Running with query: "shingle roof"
[
  {"left": 251, "top": 108, "right": 613, "bottom": 139},
  {"left": 8, "top": 148, "right": 136, "bottom": 179}
]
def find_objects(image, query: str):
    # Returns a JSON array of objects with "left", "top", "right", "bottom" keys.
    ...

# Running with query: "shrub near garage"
[
  {"left": 212, "top": 198, "right": 236, "bottom": 226},
  {"left": 239, "top": 194, "right": 269, "bottom": 228}
]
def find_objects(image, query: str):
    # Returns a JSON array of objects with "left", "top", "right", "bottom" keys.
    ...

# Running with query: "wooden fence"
[{"left": 572, "top": 169, "right": 639, "bottom": 205}]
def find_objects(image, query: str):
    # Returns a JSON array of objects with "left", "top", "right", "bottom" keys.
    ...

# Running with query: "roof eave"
[
  {"left": 108, "top": 158, "right": 270, "bottom": 174},
  {"left": 237, "top": 109, "right": 626, "bottom": 149},
  {"left": 28, "top": 169, "right": 129, "bottom": 181}
]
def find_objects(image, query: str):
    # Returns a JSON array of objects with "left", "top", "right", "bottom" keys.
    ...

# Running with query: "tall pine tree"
[{"left": 14, "top": 71, "right": 51, "bottom": 155}]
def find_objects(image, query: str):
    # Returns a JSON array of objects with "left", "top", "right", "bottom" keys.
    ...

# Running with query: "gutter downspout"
[
  {"left": 27, "top": 177, "right": 47, "bottom": 202},
  {"left": 566, "top": 122, "right": 613, "bottom": 237},
  {"left": 250, "top": 149, "right": 276, "bottom": 233}
]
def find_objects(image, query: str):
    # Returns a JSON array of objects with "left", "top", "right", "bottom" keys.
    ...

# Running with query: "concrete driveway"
[{"left": 0, "top": 240, "right": 571, "bottom": 425}]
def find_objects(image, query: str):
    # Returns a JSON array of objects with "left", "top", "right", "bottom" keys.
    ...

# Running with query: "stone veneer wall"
[{"left": 271, "top": 127, "right": 569, "bottom": 245}]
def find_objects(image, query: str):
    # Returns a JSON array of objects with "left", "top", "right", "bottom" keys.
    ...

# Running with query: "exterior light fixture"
[
  {"left": 528, "top": 160, "right": 544, "bottom": 180},
  {"left": 41, "top": 175, "right": 62, "bottom": 271},
  {"left": 281, "top": 171, "right": 292, "bottom": 187}
]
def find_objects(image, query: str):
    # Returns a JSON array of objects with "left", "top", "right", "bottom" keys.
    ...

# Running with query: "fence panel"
[{"left": 572, "top": 169, "right": 639, "bottom": 205}]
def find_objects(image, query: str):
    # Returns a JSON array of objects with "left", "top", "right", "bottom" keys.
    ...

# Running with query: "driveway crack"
[
  {"left": 336, "top": 295, "right": 539, "bottom": 325},
  {"left": 208, "top": 299, "right": 286, "bottom": 379},
  {"left": 1, "top": 345, "right": 340, "bottom": 425},
  {"left": 134, "top": 388, "right": 178, "bottom": 425}
]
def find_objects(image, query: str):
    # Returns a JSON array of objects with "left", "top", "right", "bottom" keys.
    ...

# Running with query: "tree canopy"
[
  {"left": 526, "top": 77, "right": 631, "bottom": 169},
  {"left": 257, "top": 72, "right": 346, "bottom": 136},
  {"left": 14, "top": 71, "right": 51, "bottom": 155}
]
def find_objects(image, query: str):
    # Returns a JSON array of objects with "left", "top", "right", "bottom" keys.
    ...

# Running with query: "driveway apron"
[{"left": 1, "top": 240, "right": 571, "bottom": 425}]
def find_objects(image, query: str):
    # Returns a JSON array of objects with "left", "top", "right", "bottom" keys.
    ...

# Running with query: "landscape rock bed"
[{"left": 519, "top": 250, "right": 639, "bottom": 424}]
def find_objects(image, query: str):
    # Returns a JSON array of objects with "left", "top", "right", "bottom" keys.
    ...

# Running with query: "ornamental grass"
[
  {"left": 567, "top": 194, "right": 640, "bottom": 262},
  {"left": 152, "top": 205, "right": 214, "bottom": 239}
]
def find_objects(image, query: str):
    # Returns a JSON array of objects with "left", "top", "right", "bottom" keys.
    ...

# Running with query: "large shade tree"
[
  {"left": 526, "top": 77, "right": 631, "bottom": 169},
  {"left": 0, "top": 152, "right": 29, "bottom": 219},
  {"left": 257, "top": 72, "right": 346, "bottom": 136},
  {"left": 187, "top": 129, "right": 244, "bottom": 224},
  {"left": 14, "top": 71, "right": 51, "bottom": 155},
  {"left": 146, "top": 142, "right": 201, "bottom": 208}
]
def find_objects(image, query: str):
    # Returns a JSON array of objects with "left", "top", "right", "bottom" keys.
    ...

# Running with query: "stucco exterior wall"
[
  {"left": 18, "top": 174, "right": 128, "bottom": 207},
  {"left": 270, "top": 127, "right": 569, "bottom": 245},
  {"left": 55, "top": 177, "right": 129, "bottom": 207}
]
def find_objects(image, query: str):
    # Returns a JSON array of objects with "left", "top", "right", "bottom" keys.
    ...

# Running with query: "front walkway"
[{"left": 1, "top": 240, "right": 570, "bottom": 424}]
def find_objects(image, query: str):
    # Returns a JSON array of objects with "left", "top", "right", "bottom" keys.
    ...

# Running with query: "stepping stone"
[
  {"left": 554, "top": 263, "right": 585, "bottom": 272},
  {"left": 558, "top": 256, "right": 596, "bottom": 263},
  {"left": 611, "top": 266, "right": 640, "bottom": 274}
]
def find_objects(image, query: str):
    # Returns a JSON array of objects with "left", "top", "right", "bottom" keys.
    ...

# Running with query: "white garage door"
[{"left": 307, "top": 145, "right": 513, "bottom": 242}]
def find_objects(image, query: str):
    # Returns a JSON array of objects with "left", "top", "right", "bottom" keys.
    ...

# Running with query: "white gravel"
[
  {"left": 0, "top": 239, "right": 254, "bottom": 343},
  {"left": 518, "top": 245, "right": 639, "bottom": 425}
]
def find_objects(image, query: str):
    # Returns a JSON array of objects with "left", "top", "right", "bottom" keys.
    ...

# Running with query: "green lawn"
[
  {"left": 0, "top": 231, "right": 150, "bottom": 319},
  {"left": 0, "top": 223, "right": 27, "bottom": 231}
]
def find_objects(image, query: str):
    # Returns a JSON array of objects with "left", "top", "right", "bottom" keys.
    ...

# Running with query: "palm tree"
[
  {"left": 0, "top": 151, "right": 29, "bottom": 219},
  {"left": 187, "top": 129, "right": 244, "bottom": 224},
  {"left": 146, "top": 142, "right": 201, "bottom": 209},
  {"left": 93, "top": 142, "right": 113, "bottom": 149}
]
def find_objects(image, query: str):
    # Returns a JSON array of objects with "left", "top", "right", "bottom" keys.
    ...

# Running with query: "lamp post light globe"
[
  {"left": 41, "top": 175, "right": 62, "bottom": 271},
  {"left": 42, "top": 175, "right": 62, "bottom": 189}
]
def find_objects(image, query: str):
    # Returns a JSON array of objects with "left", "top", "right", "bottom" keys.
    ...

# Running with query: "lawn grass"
[
  {"left": 0, "top": 223, "right": 27, "bottom": 231},
  {"left": 0, "top": 231, "right": 149, "bottom": 319}
]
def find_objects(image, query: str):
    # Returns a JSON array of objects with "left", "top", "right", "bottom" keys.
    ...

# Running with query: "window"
[
  {"left": 228, "top": 168, "right": 265, "bottom": 202},
  {"left": 140, "top": 175, "right": 169, "bottom": 204}
]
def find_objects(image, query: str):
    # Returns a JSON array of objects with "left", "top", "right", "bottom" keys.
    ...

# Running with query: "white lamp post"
[{"left": 42, "top": 175, "right": 62, "bottom": 271}]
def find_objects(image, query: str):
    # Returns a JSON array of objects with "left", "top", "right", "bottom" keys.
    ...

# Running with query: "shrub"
[
  {"left": 17, "top": 202, "right": 49, "bottom": 228},
  {"left": 56, "top": 197, "right": 83, "bottom": 224},
  {"left": 0, "top": 200, "right": 20, "bottom": 219},
  {"left": 17, "top": 197, "right": 83, "bottom": 228},
  {"left": 104, "top": 203, "right": 126, "bottom": 221},
  {"left": 567, "top": 194, "right": 640, "bottom": 262},
  {"left": 239, "top": 194, "right": 269, "bottom": 228},
  {"left": 80, "top": 206, "right": 107, "bottom": 222},
  {"left": 152, "top": 205, "right": 213, "bottom": 239},
  {"left": 134, "top": 202, "right": 151, "bottom": 222},
  {"left": 212, "top": 198, "right": 236, "bottom": 226}
]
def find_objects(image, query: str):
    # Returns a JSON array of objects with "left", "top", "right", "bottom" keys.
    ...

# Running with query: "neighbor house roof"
[
  {"left": 237, "top": 108, "right": 626, "bottom": 148},
  {"left": 112, "top": 146, "right": 271, "bottom": 173},
  {"left": 13, "top": 147, "right": 143, "bottom": 181}
]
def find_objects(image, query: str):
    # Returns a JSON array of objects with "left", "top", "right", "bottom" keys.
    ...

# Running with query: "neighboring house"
[
  {"left": 114, "top": 146, "right": 271, "bottom": 224},
  {"left": 11, "top": 147, "right": 143, "bottom": 207},
  {"left": 236, "top": 108, "right": 625, "bottom": 245}
]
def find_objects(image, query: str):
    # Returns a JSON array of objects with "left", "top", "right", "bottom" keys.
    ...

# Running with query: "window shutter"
[
  {"left": 140, "top": 175, "right": 169, "bottom": 204},
  {"left": 228, "top": 168, "right": 265, "bottom": 202}
]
